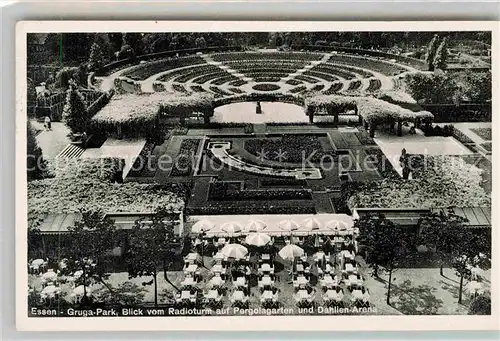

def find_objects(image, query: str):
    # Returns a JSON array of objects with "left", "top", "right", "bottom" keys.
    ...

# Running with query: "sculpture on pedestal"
[{"left": 399, "top": 148, "right": 411, "bottom": 180}]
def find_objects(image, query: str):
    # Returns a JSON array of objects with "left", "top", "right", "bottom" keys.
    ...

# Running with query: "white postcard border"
[{"left": 15, "top": 20, "right": 500, "bottom": 331}]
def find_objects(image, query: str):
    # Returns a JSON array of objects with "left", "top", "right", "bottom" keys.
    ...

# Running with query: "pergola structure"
[{"left": 305, "top": 94, "right": 434, "bottom": 137}]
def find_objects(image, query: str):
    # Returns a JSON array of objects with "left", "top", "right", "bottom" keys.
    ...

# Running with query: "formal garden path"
[{"left": 33, "top": 121, "right": 72, "bottom": 159}]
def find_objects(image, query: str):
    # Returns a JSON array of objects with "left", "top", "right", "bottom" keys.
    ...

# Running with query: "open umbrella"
[
  {"left": 301, "top": 218, "right": 322, "bottom": 232},
  {"left": 192, "top": 219, "right": 215, "bottom": 234},
  {"left": 221, "top": 244, "right": 248, "bottom": 259},
  {"left": 42, "top": 270, "right": 58, "bottom": 282},
  {"left": 244, "top": 220, "right": 267, "bottom": 233},
  {"left": 278, "top": 244, "right": 305, "bottom": 261},
  {"left": 325, "top": 220, "right": 349, "bottom": 232},
  {"left": 465, "top": 280, "right": 485, "bottom": 295},
  {"left": 41, "top": 285, "right": 60, "bottom": 299},
  {"left": 221, "top": 222, "right": 244, "bottom": 236},
  {"left": 278, "top": 219, "right": 300, "bottom": 233},
  {"left": 245, "top": 232, "right": 271, "bottom": 247}
]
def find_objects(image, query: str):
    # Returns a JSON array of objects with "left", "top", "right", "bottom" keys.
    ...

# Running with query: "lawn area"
[
  {"left": 365, "top": 267, "right": 490, "bottom": 315},
  {"left": 244, "top": 134, "right": 336, "bottom": 163},
  {"left": 471, "top": 127, "right": 492, "bottom": 141}
]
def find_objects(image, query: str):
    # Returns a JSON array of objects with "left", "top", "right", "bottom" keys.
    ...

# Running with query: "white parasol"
[
  {"left": 244, "top": 220, "right": 267, "bottom": 233},
  {"left": 278, "top": 219, "right": 300, "bottom": 233},
  {"left": 245, "top": 232, "right": 271, "bottom": 247},
  {"left": 278, "top": 244, "right": 305, "bottom": 261},
  {"left": 301, "top": 217, "right": 322, "bottom": 232},
  {"left": 221, "top": 244, "right": 248, "bottom": 259},
  {"left": 220, "top": 221, "right": 244, "bottom": 236},
  {"left": 192, "top": 219, "right": 215, "bottom": 234}
]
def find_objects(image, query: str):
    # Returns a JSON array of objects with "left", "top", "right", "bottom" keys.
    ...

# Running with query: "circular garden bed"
[{"left": 252, "top": 83, "right": 281, "bottom": 92}]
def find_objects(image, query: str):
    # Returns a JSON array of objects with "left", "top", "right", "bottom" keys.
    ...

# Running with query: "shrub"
[
  {"left": 348, "top": 155, "right": 490, "bottom": 209},
  {"left": 471, "top": 128, "right": 492, "bottom": 141},
  {"left": 481, "top": 142, "right": 492, "bottom": 152},
  {"left": 259, "top": 178, "right": 308, "bottom": 187},
  {"left": 452, "top": 127, "right": 475, "bottom": 144},
  {"left": 421, "top": 124, "right": 454, "bottom": 137},
  {"left": 27, "top": 121, "right": 45, "bottom": 180},
  {"left": 170, "top": 139, "right": 201, "bottom": 176},
  {"left": 185, "top": 203, "right": 316, "bottom": 216},
  {"left": 252, "top": 83, "right": 281, "bottom": 92},
  {"left": 62, "top": 81, "right": 90, "bottom": 134},
  {"left": 286, "top": 79, "right": 302, "bottom": 86},
  {"left": 290, "top": 86, "right": 307, "bottom": 94},
  {"left": 27, "top": 159, "right": 187, "bottom": 228},
  {"left": 244, "top": 124, "right": 254, "bottom": 134},
  {"left": 208, "top": 181, "right": 312, "bottom": 201},
  {"left": 468, "top": 293, "right": 491, "bottom": 315},
  {"left": 54, "top": 66, "right": 87, "bottom": 89}
]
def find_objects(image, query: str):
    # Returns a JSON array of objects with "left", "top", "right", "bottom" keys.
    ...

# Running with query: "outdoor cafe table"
[
  {"left": 206, "top": 290, "right": 221, "bottom": 301},
  {"left": 259, "top": 276, "right": 274, "bottom": 288},
  {"left": 297, "top": 290, "right": 310, "bottom": 301},
  {"left": 341, "top": 250, "right": 355, "bottom": 260},
  {"left": 262, "top": 290, "right": 274, "bottom": 301},
  {"left": 208, "top": 275, "right": 224, "bottom": 287},
  {"left": 351, "top": 289, "right": 363, "bottom": 301},
  {"left": 212, "top": 264, "right": 226, "bottom": 274},
  {"left": 294, "top": 276, "right": 308, "bottom": 288},
  {"left": 185, "top": 253, "right": 199, "bottom": 262},
  {"left": 325, "top": 263, "right": 334, "bottom": 274},
  {"left": 180, "top": 290, "right": 192, "bottom": 300},
  {"left": 348, "top": 274, "right": 362, "bottom": 286},
  {"left": 184, "top": 264, "right": 198, "bottom": 274},
  {"left": 314, "top": 251, "right": 326, "bottom": 262},
  {"left": 234, "top": 277, "right": 246, "bottom": 288},
  {"left": 344, "top": 263, "right": 355, "bottom": 273},
  {"left": 321, "top": 275, "right": 337, "bottom": 288},
  {"left": 325, "top": 289, "right": 343, "bottom": 302},
  {"left": 296, "top": 264, "right": 304, "bottom": 273},
  {"left": 260, "top": 263, "right": 273, "bottom": 273},
  {"left": 232, "top": 290, "right": 246, "bottom": 302},
  {"left": 261, "top": 254, "right": 270, "bottom": 261}
]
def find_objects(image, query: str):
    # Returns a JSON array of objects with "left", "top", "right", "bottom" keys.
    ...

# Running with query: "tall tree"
[
  {"left": 355, "top": 213, "right": 410, "bottom": 305},
  {"left": 468, "top": 293, "right": 491, "bottom": 315},
  {"left": 122, "top": 33, "right": 144, "bottom": 56},
  {"left": 66, "top": 210, "right": 116, "bottom": 304},
  {"left": 195, "top": 36, "right": 207, "bottom": 49},
  {"left": 108, "top": 33, "right": 123, "bottom": 55},
  {"left": 452, "top": 228, "right": 490, "bottom": 304},
  {"left": 62, "top": 80, "right": 89, "bottom": 134},
  {"left": 425, "top": 34, "right": 440, "bottom": 71},
  {"left": 418, "top": 210, "right": 468, "bottom": 276},
  {"left": 88, "top": 41, "right": 104, "bottom": 72},
  {"left": 125, "top": 207, "right": 180, "bottom": 306},
  {"left": 27, "top": 121, "right": 45, "bottom": 180},
  {"left": 433, "top": 36, "right": 449, "bottom": 71}
]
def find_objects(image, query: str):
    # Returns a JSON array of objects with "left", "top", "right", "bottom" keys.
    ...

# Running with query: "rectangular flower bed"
[
  {"left": 244, "top": 134, "right": 336, "bottom": 163},
  {"left": 471, "top": 127, "right": 492, "bottom": 141},
  {"left": 170, "top": 139, "right": 201, "bottom": 176}
]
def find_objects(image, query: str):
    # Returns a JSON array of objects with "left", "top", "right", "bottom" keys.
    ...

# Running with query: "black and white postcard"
[{"left": 15, "top": 21, "right": 498, "bottom": 331}]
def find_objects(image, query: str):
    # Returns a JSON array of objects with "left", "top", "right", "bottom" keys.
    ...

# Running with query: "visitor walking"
[{"left": 44, "top": 116, "right": 51, "bottom": 131}]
